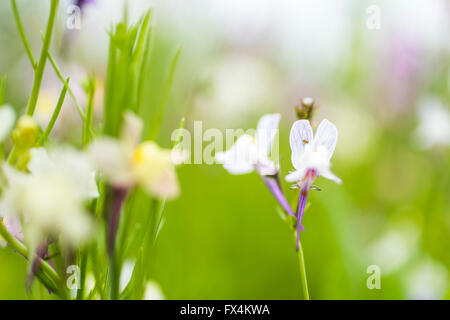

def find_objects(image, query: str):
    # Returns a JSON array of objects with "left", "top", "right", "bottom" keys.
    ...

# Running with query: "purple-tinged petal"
[{"left": 296, "top": 187, "right": 309, "bottom": 251}]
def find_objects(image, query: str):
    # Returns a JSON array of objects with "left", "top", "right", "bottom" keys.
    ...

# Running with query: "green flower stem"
[
  {"left": 290, "top": 189, "right": 310, "bottom": 300},
  {"left": 146, "top": 47, "right": 181, "bottom": 140},
  {"left": 76, "top": 249, "right": 88, "bottom": 300},
  {"left": 37, "top": 77, "right": 69, "bottom": 146},
  {"left": 44, "top": 38, "right": 86, "bottom": 120},
  {"left": 25, "top": 0, "right": 59, "bottom": 116},
  {"left": 0, "top": 75, "right": 6, "bottom": 105},
  {"left": 297, "top": 238, "right": 310, "bottom": 300},
  {"left": 82, "top": 76, "right": 96, "bottom": 147},
  {"left": 0, "top": 220, "right": 65, "bottom": 298},
  {"left": 11, "top": 0, "right": 37, "bottom": 69}
]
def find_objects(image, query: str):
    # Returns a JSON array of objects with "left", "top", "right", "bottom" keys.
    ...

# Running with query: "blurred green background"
[{"left": 0, "top": 0, "right": 449, "bottom": 299}]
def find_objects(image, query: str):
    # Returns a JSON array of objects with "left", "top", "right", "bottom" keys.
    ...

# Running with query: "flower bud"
[
  {"left": 12, "top": 116, "right": 40, "bottom": 149},
  {"left": 295, "top": 97, "right": 316, "bottom": 121}
]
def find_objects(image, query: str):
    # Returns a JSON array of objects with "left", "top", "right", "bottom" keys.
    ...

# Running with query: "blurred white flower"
[
  {"left": 368, "top": 222, "right": 420, "bottom": 275},
  {"left": 406, "top": 257, "right": 448, "bottom": 300},
  {"left": 0, "top": 104, "right": 16, "bottom": 142},
  {"left": 415, "top": 97, "right": 450, "bottom": 149},
  {"left": 0, "top": 147, "right": 98, "bottom": 249},
  {"left": 195, "top": 55, "right": 282, "bottom": 124},
  {"left": 143, "top": 280, "right": 165, "bottom": 300},
  {"left": 89, "top": 112, "right": 181, "bottom": 199},
  {"left": 120, "top": 259, "right": 136, "bottom": 292},
  {"left": 285, "top": 119, "right": 341, "bottom": 185},
  {"left": 215, "top": 113, "right": 280, "bottom": 176}
]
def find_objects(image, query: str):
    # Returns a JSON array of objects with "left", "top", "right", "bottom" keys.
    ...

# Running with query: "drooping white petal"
[
  {"left": 319, "top": 167, "right": 342, "bottom": 184},
  {"left": 285, "top": 168, "right": 306, "bottom": 183},
  {"left": 120, "top": 259, "right": 136, "bottom": 292},
  {"left": 313, "top": 119, "right": 338, "bottom": 160},
  {"left": 89, "top": 138, "right": 135, "bottom": 187},
  {"left": 255, "top": 113, "right": 281, "bottom": 160},
  {"left": 29, "top": 148, "right": 99, "bottom": 200},
  {"left": 0, "top": 104, "right": 16, "bottom": 142},
  {"left": 144, "top": 281, "right": 165, "bottom": 300},
  {"left": 256, "top": 158, "right": 278, "bottom": 176},
  {"left": 121, "top": 111, "right": 143, "bottom": 147},
  {"left": 215, "top": 134, "right": 257, "bottom": 174},
  {"left": 51, "top": 148, "right": 99, "bottom": 199},
  {"left": 289, "top": 120, "right": 313, "bottom": 169},
  {"left": 28, "top": 148, "right": 53, "bottom": 175}
]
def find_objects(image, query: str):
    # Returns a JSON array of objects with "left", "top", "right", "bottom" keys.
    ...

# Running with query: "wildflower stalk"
[
  {"left": 147, "top": 47, "right": 182, "bottom": 140},
  {"left": 45, "top": 46, "right": 87, "bottom": 120},
  {"left": 0, "top": 75, "right": 6, "bottom": 105},
  {"left": 82, "top": 76, "right": 96, "bottom": 146},
  {"left": 11, "top": 0, "right": 37, "bottom": 69},
  {"left": 25, "top": 0, "right": 59, "bottom": 116},
  {"left": 37, "top": 77, "right": 69, "bottom": 146},
  {"left": 105, "top": 187, "right": 128, "bottom": 299},
  {"left": 297, "top": 239, "right": 310, "bottom": 300},
  {"left": 290, "top": 188, "right": 310, "bottom": 300}
]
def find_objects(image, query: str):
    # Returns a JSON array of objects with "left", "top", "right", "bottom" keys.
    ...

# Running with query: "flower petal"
[
  {"left": 285, "top": 168, "right": 306, "bottom": 183},
  {"left": 29, "top": 148, "right": 99, "bottom": 199},
  {"left": 121, "top": 111, "right": 143, "bottom": 147},
  {"left": 89, "top": 138, "right": 135, "bottom": 187},
  {"left": 289, "top": 120, "right": 313, "bottom": 169},
  {"left": 255, "top": 113, "right": 281, "bottom": 160},
  {"left": 314, "top": 119, "right": 338, "bottom": 160},
  {"left": 215, "top": 134, "right": 257, "bottom": 174},
  {"left": 320, "top": 168, "right": 342, "bottom": 184},
  {"left": 132, "top": 142, "right": 180, "bottom": 199}
]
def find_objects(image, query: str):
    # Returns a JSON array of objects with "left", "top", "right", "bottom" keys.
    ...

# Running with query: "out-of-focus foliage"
[{"left": 0, "top": 0, "right": 449, "bottom": 299}]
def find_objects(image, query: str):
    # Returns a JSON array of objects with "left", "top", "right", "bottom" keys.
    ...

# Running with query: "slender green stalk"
[
  {"left": 135, "top": 14, "right": 153, "bottom": 114},
  {"left": 0, "top": 220, "right": 65, "bottom": 298},
  {"left": 11, "top": 0, "right": 37, "bottom": 69},
  {"left": 0, "top": 75, "right": 6, "bottom": 105},
  {"left": 289, "top": 189, "right": 310, "bottom": 300},
  {"left": 147, "top": 47, "right": 182, "bottom": 140},
  {"left": 297, "top": 239, "right": 310, "bottom": 300},
  {"left": 46, "top": 47, "right": 86, "bottom": 120},
  {"left": 76, "top": 249, "right": 88, "bottom": 300},
  {"left": 82, "top": 76, "right": 96, "bottom": 146},
  {"left": 37, "top": 77, "right": 69, "bottom": 146},
  {"left": 26, "top": 0, "right": 59, "bottom": 116}
]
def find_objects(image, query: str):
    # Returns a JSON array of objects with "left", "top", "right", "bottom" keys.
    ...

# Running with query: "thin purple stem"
[
  {"left": 107, "top": 187, "right": 128, "bottom": 257},
  {"left": 261, "top": 174, "right": 305, "bottom": 231}
]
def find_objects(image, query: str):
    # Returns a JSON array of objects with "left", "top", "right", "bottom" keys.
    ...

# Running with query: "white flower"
[
  {"left": 368, "top": 222, "right": 420, "bottom": 275},
  {"left": 0, "top": 104, "right": 16, "bottom": 143},
  {"left": 89, "top": 112, "right": 181, "bottom": 199},
  {"left": 215, "top": 113, "right": 280, "bottom": 175},
  {"left": 285, "top": 119, "right": 341, "bottom": 185},
  {"left": 406, "top": 258, "right": 448, "bottom": 300},
  {"left": 415, "top": 97, "right": 450, "bottom": 149},
  {"left": 120, "top": 259, "right": 136, "bottom": 292},
  {"left": 143, "top": 281, "right": 165, "bottom": 300},
  {"left": 0, "top": 147, "right": 98, "bottom": 249}
]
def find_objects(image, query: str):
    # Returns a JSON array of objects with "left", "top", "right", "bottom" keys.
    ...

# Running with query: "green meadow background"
[{"left": 0, "top": 0, "right": 449, "bottom": 299}]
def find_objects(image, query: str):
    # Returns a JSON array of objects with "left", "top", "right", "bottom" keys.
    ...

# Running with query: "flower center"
[{"left": 132, "top": 145, "right": 146, "bottom": 166}]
